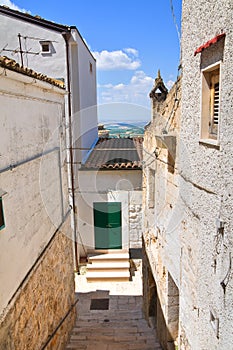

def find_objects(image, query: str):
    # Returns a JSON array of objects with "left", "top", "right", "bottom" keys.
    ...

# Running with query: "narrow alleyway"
[{"left": 65, "top": 265, "right": 162, "bottom": 350}]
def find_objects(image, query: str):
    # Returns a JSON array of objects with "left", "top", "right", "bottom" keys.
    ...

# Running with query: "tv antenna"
[{"left": 1, "top": 33, "right": 39, "bottom": 67}]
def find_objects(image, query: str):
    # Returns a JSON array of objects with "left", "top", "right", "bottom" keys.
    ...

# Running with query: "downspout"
[{"left": 62, "top": 31, "right": 79, "bottom": 272}]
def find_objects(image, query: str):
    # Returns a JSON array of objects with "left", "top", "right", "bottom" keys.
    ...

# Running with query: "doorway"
[{"left": 93, "top": 202, "right": 122, "bottom": 249}]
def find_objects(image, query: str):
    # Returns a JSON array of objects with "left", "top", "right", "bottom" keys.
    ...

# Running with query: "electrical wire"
[{"left": 169, "top": 0, "right": 181, "bottom": 46}]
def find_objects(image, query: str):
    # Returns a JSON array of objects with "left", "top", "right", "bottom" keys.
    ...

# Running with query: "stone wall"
[
  {"left": 143, "top": 1, "right": 233, "bottom": 349},
  {"left": 0, "top": 229, "right": 76, "bottom": 350},
  {"left": 0, "top": 67, "right": 76, "bottom": 350},
  {"left": 180, "top": 1, "right": 233, "bottom": 348},
  {"left": 129, "top": 191, "right": 142, "bottom": 249},
  {"left": 142, "top": 74, "right": 181, "bottom": 350}
]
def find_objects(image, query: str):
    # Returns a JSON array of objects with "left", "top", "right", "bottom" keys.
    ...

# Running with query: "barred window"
[{"left": 201, "top": 63, "right": 220, "bottom": 141}]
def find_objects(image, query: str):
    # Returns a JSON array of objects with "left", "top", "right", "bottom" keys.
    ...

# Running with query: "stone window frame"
[
  {"left": 0, "top": 197, "right": 5, "bottom": 230},
  {"left": 200, "top": 61, "right": 221, "bottom": 146}
]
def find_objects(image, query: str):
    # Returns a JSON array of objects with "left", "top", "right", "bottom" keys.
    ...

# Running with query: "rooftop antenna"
[
  {"left": 18, "top": 33, "right": 24, "bottom": 67},
  {"left": 1, "top": 33, "right": 39, "bottom": 68}
]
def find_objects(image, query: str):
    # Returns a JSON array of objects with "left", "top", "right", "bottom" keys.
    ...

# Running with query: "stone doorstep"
[
  {"left": 88, "top": 252, "right": 129, "bottom": 261},
  {"left": 86, "top": 279, "right": 130, "bottom": 283},
  {"left": 86, "top": 271, "right": 130, "bottom": 277},
  {"left": 87, "top": 261, "right": 130, "bottom": 269}
]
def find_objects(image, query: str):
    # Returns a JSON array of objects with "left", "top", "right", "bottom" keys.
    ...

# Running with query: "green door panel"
[{"left": 94, "top": 202, "right": 122, "bottom": 249}]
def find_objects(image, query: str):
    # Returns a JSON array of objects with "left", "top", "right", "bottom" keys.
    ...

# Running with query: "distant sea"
[{"left": 99, "top": 121, "right": 148, "bottom": 138}]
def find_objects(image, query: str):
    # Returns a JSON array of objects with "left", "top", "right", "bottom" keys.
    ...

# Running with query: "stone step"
[
  {"left": 87, "top": 261, "right": 130, "bottom": 269},
  {"left": 86, "top": 270, "right": 130, "bottom": 282},
  {"left": 88, "top": 252, "right": 129, "bottom": 262},
  {"left": 86, "top": 252, "right": 130, "bottom": 282}
]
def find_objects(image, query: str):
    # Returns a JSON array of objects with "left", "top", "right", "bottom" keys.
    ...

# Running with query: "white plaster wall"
[
  {"left": 0, "top": 69, "right": 69, "bottom": 313},
  {"left": 0, "top": 14, "right": 98, "bottom": 164},
  {"left": 76, "top": 170, "right": 142, "bottom": 255},
  {"left": 0, "top": 15, "right": 66, "bottom": 80},
  {"left": 180, "top": 1, "right": 233, "bottom": 348},
  {"left": 71, "top": 29, "right": 98, "bottom": 163}
]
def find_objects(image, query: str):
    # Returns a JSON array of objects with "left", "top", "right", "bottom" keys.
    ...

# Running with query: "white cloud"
[
  {"left": 124, "top": 48, "right": 139, "bottom": 57},
  {"left": 166, "top": 80, "right": 175, "bottom": 90},
  {"left": 98, "top": 70, "right": 154, "bottom": 107},
  {"left": 0, "top": 0, "right": 29, "bottom": 12},
  {"left": 92, "top": 48, "right": 141, "bottom": 71}
]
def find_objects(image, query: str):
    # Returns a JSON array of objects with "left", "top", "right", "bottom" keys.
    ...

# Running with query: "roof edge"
[
  {"left": 0, "top": 5, "right": 70, "bottom": 32},
  {"left": 70, "top": 26, "right": 96, "bottom": 61},
  {"left": 0, "top": 56, "right": 66, "bottom": 89},
  {"left": 0, "top": 6, "right": 96, "bottom": 60}
]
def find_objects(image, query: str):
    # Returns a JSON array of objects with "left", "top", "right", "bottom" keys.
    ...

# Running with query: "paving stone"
[{"left": 65, "top": 271, "right": 162, "bottom": 350}]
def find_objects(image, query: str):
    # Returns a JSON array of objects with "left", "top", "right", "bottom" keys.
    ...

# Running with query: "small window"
[
  {"left": 40, "top": 41, "right": 51, "bottom": 53},
  {"left": 201, "top": 63, "right": 220, "bottom": 141},
  {"left": 148, "top": 168, "right": 155, "bottom": 208},
  {"left": 89, "top": 62, "right": 93, "bottom": 73},
  {"left": 209, "top": 70, "right": 220, "bottom": 136},
  {"left": 0, "top": 197, "right": 5, "bottom": 230}
]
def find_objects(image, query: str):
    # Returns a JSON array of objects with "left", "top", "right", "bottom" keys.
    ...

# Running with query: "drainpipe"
[{"left": 62, "top": 30, "right": 79, "bottom": 272}]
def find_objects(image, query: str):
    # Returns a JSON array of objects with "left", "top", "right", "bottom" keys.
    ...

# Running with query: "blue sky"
[{"left": 1, "top": 0, "right": 182, "bottom": 119}]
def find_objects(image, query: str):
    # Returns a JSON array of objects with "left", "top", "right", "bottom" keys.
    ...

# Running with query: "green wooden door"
[{"left": 94, "top": 202, "right": 122, "bottom": 249}]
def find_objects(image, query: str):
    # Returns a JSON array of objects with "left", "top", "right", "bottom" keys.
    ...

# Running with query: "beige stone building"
[
  {"left": 142, "top": 71, "right": 181, "bottom": 350},
  {"left": 142, "top": 1, "right": 233, "bottom": 349},
  {"left": 0, "top": 57, "right": 76, "bottom": 349}
]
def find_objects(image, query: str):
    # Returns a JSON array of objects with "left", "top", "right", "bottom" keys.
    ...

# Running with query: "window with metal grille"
[
  {"left": 210, "top": 71, "right": 220, "bottom": 136},
  {"left": 0, "top": 197, "right": 5, "bottom": 230},
  {"left": 201, "top": 63, "right": 220, "bottom": 141},
  {"left": 213, "top": 82, "right": 219, "bottom": 122}
]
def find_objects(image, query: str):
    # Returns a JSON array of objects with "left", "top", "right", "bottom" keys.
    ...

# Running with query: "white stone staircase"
[{"left": 86, "top": 252, "right": 130, "bottom": 282}]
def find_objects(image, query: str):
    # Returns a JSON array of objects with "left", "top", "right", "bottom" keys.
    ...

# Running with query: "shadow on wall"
[{"left": 142, "top": 239, "right": 179, "bottom": 350}]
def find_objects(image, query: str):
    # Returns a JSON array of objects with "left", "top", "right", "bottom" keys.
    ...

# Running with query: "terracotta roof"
[
  {"left": 81, "top": 137, "right": 143, "bottom": 170},
  {"left": 194, "top": 33, "right": 226, "bottom": 56},
  {"left": 0, "top": 56, "right": 65, "bottom": 89}
]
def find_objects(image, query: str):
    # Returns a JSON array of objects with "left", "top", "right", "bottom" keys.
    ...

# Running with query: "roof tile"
[
  {"left": 0, "top": 56, "right": 65, "bottom": 89},
  {"left": 82, "top": 137, "right": 143, "bottom": 170}
]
